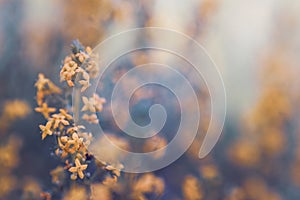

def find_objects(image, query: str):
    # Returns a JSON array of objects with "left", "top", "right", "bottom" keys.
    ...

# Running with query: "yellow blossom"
[
  {"left": 67, "top": 133, "right": 84, "bottom": 152},
  {"left": 50, "top": 113, "right": 70, "bottom": 129},
  {"left": 78, "top": 71, "right": 90, "bottom": 92},
  {"left": 81, "top": 96, "right": 96, "bottom": 112},
  {"left": 94, "top": 94, "right": 106, "bottom": 112},
  {"left": 67, "top": 125, "right": 85, "bottom": 134},
  {"left": 35, "top": 103, "right": 56, "bottom": 119},
  {"left": 69, "top": 158, "right": 88, "bottom": 179},
  {"left": 82, "top": 114, "right": 99, "bottom": 124},
  {"left": 182, "top": 175, "right": 203, "bottom": 200},
  {"left": 34, "top": 73, "right": 49, "bottom": 91},
  {"left": 59, "top": 109, "right": 73, "bottom": 121},
  {"left": 60, "top": 60, "right": 78, "bottom": 87},
  {"left": 39, "top": 121, "right": 53, "bottom": 140}
]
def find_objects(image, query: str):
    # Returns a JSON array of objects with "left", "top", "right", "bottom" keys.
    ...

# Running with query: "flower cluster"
[
  {"left": 34, "top": 41, "right": 111, "bottom": 187},
  {"left": 34, "top": 40, "right": 167, "bottom": 200},
  {"left": 60, "top": 40, "right": 98, "bottom": 91}
]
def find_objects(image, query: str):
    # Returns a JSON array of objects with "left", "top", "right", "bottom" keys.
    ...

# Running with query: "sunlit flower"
[
  {"left": 60, "top": 61, "right": 78, "bottom": 87},
  {"left": 75, "top": 52, "right": 88, "bottom": 63},
  {"left": 81, "top": 96, "right": 96, "bottom": 112},
  {"left": 94, "top": 94, "right": 106, "bottom": 112},
  {"left": 78, "top": 132, "right": 93, "bottom": 146},
  {"left": 35, "top": 73, "right": 49, "bottom": 91},
  {"left": 132, "top": 173, "right": 164, "bottom": 199},
  {"left": 50, "top": 113, "right": 70, "bottom": 129},
  {"left": 67, "top": 125, "right": 85, "bottom": 134},
  {"left": 59, "top": 109, "right": 73, "bottom": 121},
  {"left": 182, "top": 175, "right": 203, "bottom": 200},
  {"left": 86, "top": 60, "right": 99, "bottom": 78},
  {"left": 35, "top": 103, "right": 56, "bottom": 119},
  {"left": 67, "top": 133, "right": 84, "bottom": 153},
  {"left": 82, "top": 113, "right": 99, "bottom": 124},
  {"left": 200, "top": 164, "right": 219, "bottom": 180},
  {"left": 78, "top": 70, "right": 90, "bottom": 92},
  {"left": 68, "top": 158, "right": 88, "bottom": 179},
  {"left": 39, "top": 121, "right": 53, "bottom": 140}
]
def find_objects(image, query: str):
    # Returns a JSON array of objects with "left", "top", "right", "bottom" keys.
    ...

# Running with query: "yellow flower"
[
  {"left": 39, "top": 121, "right": 53, "bottom": 140},
  {"left": 60, "top": 61, "right": 78, "bottom": 87},
  {"left": 86, "top": 60, "right": 99, "bottom": 78},
  {"left": 82, "top": 114, "right": 99, "bottom": 124},
  {"left": 34, "top": 73, "right": 49, "bottom": 91},
  {"left": 81, "top": 95, "right": 105, "bottom": 112},
  {"left": 67, "top": 133, "right": 84, "bottom": 152},
  {"left": 59, "top": 109, "right": 73, "bottom": 121},
  {"left": 182, "top": 175, "right": 203, "bottom": 200},
  {"left": 50, "top": 113, "right": 70, "bottom": 129},
  {"left": 81, "top": 96, "right": 96, "bottom": 112},
  {"left": 35, "top": 103, "right": 56, "bottom": 119},
  {"left": 132, "top": 173, "right": 164, "bottom": 198},
  {"left": 78, "top": 71, "right": 90, "bottom": 92},
  {"left": 69, "top": 158, "right": 88, "bottom": 179},
  {"left": 86, "top": 46, "right": 92, "bottom": 55},
  {"left": 67, "top": 125, "right": 85, "bottom": 134},
  {"left": 57, "top": 138, "right": 72, "bottom": 158},
  {"left": 35, "top": 73, "right": 61, "bottom": 105},
  {"left": 94, "top": 94, "right": 106, "bottom": 112},
  {"left": 78, "top": 132, "right": 93, "bottom": 147},
  {"left": 75, "top": 52, "right": 88, "bottom": 63}
]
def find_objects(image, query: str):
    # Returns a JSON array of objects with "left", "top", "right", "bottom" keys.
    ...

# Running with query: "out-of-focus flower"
[
  {"left": 0, "top": 175, "right": 16, "bottom": 198},
  {"left": 90, "top": 184, "right": 111, "bottom": 200},
  {"left": 0, "top": 100, "right": 31, "bottom": 131},
  {"left": 40, "top": 192, "right": 51, "bottom": 200},
  {"left": 132, "top": 173, "right": 164, "bottom": 199},
  {"left": 78, "top": 70, "right": 90, "bottom": 92},
  {"left": 199, "top": 164, "right": 219, "bottom": 180},
  {"left": 50, "top": 166, "right": 65, "bottom": 185},
  {"left": 242, "top": 177, "right": 282, "bottom": 200},
  {"left": 35, "top": 73, "right": 61, "bottom": 106},
  {"left": 63, "top": 186, "right": 87, "bottom": 200},
  {"left": 82, "top": 113, "right": 99, "bottom": 124},
  {"left": 22, "top": 178, "right": 42, "bottom": 199},
  {"left": 182, "top": 175, "right": 203, "bottom": 200},
  {"left": 143, "top": 135, "right": 167, "bottom": 159},
  {"left": 90, "top": 134, "right": 129, "bottom": 165},
  {"left": 81, "top": 96, "right": 96, "bottom": 112},
  {"left": 94, "top": 94, "right": 106, "bottom": 112},
  {"left": 225, "top": 188, "right": 245, "bottom": 200},
  {"left": 0, "top": 136, "right": 21, "bottom": 170},
  {"left": 228, "top": 139, "right": 261, "bottom": 168}
]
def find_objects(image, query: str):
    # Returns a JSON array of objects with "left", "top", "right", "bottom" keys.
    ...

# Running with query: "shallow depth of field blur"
[{"left": 1, "top": 0, "right": 300, "bottom": 199}]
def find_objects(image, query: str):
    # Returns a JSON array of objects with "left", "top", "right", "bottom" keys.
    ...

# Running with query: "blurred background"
[{"left": 1, "top": 0, "right": 300, "bottom": 199}]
